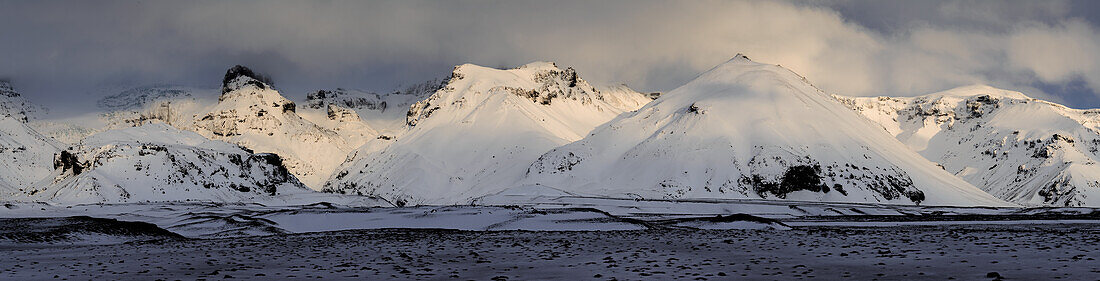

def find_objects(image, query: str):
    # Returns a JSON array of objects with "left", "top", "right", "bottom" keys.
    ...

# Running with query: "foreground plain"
[{"left": 2, "top": 224, "right": 1098, "bottom": 280}]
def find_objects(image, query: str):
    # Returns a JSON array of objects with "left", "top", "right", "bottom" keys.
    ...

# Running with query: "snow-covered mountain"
[
  {"left": 97, "top": 85, "right": 219, "bottom": 128},
  {"left": 97, "top": 84, "right": 198, "bottom": 111},
  {"left": 523, "top": 55, "right": 1007, "bottom": 206},
  {"left": 837, "top": 85, "right": 1100, "bottom": 206},
  {"left": 0, "top": 80, "right": 45, "bottom": 122},
  {"left": 302, "top": 79, "right": 444, "bottom": 136},
  {"left": 323, "top": 62, "right": 653, "bottom": 205},
  {"left": 190, "top": 66, "right": 353, "bottom": 189},
  {"left": 19, "top": 123, "right": 312, "bottom": 204},
  {"left": 28, "top": 85, "right": 220, "bottom": 145},
  {"left": 0, "top": 116, "right": 62, "bottom": 197}
]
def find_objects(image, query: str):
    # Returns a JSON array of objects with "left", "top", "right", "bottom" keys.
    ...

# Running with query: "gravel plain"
[{"left": 2, "top": 223, "right": 1098, "bottom": 280}]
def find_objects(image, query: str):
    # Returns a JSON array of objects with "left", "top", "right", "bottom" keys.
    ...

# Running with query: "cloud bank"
[{"left": 1, "top": 0, "right": 1099, "bottom": 110}]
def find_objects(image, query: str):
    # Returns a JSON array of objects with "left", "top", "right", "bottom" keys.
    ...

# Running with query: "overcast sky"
[{"left": 2, "top": 0, "right": 1100, "bottom": 112}]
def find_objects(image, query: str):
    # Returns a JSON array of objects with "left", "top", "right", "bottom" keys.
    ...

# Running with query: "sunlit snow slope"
[
  {"left": 191, "top": 66, "right": 354, "bottom": 189},
  {"left": 324, "top": 62, "right": 652, "bottom": 205},
  {"left": 525, "top": 55, "right": 1008, "bottom": 207}
]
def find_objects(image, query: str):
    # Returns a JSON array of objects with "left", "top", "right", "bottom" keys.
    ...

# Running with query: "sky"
[{"left": 2, "top": 0, "right": 1100, "bottom": 113}]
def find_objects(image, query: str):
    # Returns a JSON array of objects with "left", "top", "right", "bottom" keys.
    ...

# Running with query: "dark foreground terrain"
[{"left": 1, "top": 224, "right": 1098, "bottom": 280}]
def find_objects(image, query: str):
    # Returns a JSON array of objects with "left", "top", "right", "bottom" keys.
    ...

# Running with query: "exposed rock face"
[
  {"left": 327, "top": 104, "right": 361, "bottom": 122},
  {"left": 303, "top": 79, "right": 445, "bottom": 134},
  {"left": 838, "top": 85, "right": 1100, "bottom": 206},
  {"left": 222, "top": 65, "right": 273, "bottom": 94},
  {"left": 306, "top": 89, "right": 387, "bottom": 111},
  {"left": 53, "top": 150, "right": 84, "bottom": 175}
]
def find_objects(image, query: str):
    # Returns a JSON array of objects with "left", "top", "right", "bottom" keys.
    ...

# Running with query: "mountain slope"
[
  {"left": 0, "top": 116, "right": 62, "bottom": 197},
  {"left": 524, "top": 55, "right": 1007, "bottom": 206},
  {"left": 190, "top": 66, "right": 353, "bottom": 189},
  {"left": 28, "top": 85, "right": 220, "bottom": 145},
  {"left": 324, "top": 62, "right": 652, "bottom": 205},
  {"left": 0, "top": 80, "right": 45, "bottom": 122},
  {"left": 21, "top": 123, "right": 312, "bottom": 204},
  {"left": 837, "top": 85, "right": 1100, "bottom": 206}
]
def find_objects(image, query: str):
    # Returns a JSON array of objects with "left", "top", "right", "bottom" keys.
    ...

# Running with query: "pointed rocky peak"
[
  {"left": 221, "top": 65, "right": 273, "bottom": 94},
  {"left": 731, "top": 53, "right": 752, "bottom": 62},
  {"left": 195, "top": 66, "right": 348, "bottom": 190}
]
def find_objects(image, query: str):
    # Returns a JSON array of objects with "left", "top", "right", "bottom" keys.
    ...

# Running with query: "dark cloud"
[{"left": 2, "top": 0, "right": 1100, "bottom": 113}]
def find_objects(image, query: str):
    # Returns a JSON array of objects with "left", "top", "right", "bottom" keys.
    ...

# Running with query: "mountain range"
[{"left": 1, "top": 55, "right": 1098, "bottom": 206}]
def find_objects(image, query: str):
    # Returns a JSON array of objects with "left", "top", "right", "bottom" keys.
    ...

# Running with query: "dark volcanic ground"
[{"left": 2, "top": 224, "right": 1099, "bottom": 280}]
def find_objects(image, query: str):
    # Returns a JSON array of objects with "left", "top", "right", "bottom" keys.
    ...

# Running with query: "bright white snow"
[
  {"left": 838, "top": 85, "right": 1100, "bottom": 206},
  {"left": 525, "top": 55, "right": 1008, "bottom": 207},
  {"left": 325, "top": 62, "right": 653, "bottom": 205}
]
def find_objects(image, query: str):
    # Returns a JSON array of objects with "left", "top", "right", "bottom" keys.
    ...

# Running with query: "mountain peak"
[
  {"left": 524, "top": 56, "right": 1007, "bottom": 206},
  {"left": 221, "top": 65, "right": 273, "bottom": 94},
  {"left": 0, "top": 79, "right": 17, "bottom": 97},
  {"left": 730, "top": 53, "right": 752, "bottom": 62},
  {"left": 0, "top": 80, "right": 45, "bottom": 122}
]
